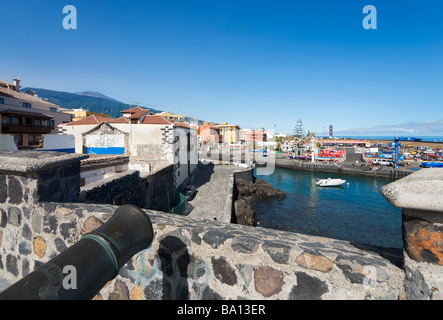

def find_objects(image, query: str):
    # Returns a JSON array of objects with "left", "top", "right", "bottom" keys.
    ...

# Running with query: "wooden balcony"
[{"left": 1, "top": 123, "right": 53, "bottom": 134}]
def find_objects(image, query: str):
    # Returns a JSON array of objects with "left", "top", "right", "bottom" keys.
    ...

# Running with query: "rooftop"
[
  {"left": 120, "top": 106, "right": 153, "bottom": 119},
  {"left": 0, "top": 83, "right": 60, "bottom": 108}
]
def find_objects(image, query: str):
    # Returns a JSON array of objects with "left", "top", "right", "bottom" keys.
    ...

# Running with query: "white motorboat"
[{"left": 315, "top": 178, "right": 347, "bottom": 187}]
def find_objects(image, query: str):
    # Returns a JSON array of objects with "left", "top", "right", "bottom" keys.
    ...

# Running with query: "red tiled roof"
[
  {"left": 66, "top": 115, "right": 114, "bottom": 126},
  {"left": 67, "top": 114, "right": 175, "bottom": 126},
  {"left": 173, "top": 122, "right": 190, "bottom": 129},
  {"left": 120, "top": 106, "right": 153, "bottom": 119},
  {"left": 107, "top": 116, "right": 129, "bottom": 124},
  {"left": 141, "top": 115, "right": 173, "bottom": 125}
]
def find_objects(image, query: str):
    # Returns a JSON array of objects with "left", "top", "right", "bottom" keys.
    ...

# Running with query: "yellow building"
[
  {"left": 65, "top": 108, "right": 111, "bottom": 122},
  {"left": 158, "top": 111, "right": 185, "bottom": 122},
  {"left": 218, "top": 122, "right": 240, "bottom": 144}
]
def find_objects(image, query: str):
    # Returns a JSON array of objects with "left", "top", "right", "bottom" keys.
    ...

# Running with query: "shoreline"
[{"left": 272, "top": 157, "right": 412, "bottom": 180}]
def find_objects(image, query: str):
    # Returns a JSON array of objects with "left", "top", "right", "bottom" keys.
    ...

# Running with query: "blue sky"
[{"left": 1, "top": 0, "right": 442, "bottom": 136}]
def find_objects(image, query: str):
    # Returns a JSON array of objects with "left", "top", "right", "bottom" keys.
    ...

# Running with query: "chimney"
[{"left": 12, "top": 78, "right": 21, "bottom": 92}]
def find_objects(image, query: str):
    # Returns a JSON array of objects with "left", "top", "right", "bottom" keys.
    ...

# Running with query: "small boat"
[{"left": 315, "top": 178, "right": 347, "bottom": 187}]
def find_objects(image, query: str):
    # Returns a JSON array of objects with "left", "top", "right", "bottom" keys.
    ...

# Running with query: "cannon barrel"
[{"left": 0, "top": 204, "right": 154, "bottom": 300}]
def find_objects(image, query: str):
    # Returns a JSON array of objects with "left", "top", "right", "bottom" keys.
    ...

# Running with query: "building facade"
[
  {"left": 198, "top": 122, "right": 221, "bottom": 147},
  {"left": 157, "top": 111, "right": 185, "bottom": 122},
  {"left": 218, "top": 122, "right": 240, "bottom": 144},
  {"left": 64, "top": 108, "right": 111, "bottom": 122},
  {"left": 59, "top": 107, "right": 198, "bottom": 190},
  {"left": 0, "top": 78, "right": 72, "bottom": 147}
]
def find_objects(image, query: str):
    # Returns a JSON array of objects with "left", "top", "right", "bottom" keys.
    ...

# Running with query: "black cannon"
[{"left": 0, "top": 204, "right": 154, "bottom": 300}]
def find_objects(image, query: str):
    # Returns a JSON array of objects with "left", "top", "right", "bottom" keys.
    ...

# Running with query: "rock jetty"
[{"left": 234, "top": 178, "right": 286, "bottom": 226}]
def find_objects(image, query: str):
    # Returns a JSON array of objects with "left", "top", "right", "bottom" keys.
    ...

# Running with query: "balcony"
[{"left": 1, "top": 123, "right": 53, "bottom": 134}]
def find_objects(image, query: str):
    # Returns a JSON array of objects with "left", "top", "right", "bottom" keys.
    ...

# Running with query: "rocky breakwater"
[{"left": 234, "top": 179, "right": 286, "bottom": 226}]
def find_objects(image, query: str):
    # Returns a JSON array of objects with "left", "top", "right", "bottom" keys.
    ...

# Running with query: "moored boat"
[{"left": 315, "top": 178, "right": 347, "bottom": 187}]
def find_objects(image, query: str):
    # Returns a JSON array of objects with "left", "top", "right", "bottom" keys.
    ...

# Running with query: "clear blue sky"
[{"left": 1, "top": 0, "right": 442, "bottom": 136}]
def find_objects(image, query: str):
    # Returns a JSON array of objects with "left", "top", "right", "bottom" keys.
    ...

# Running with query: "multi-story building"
[
  {"left": 157, "top": 111, "right": 185, "bottom": 122},
  {"left": 239, "top": 128, "right": 252, "bottom": 142},
  {"left": 218, "top": 122, "right": 240, "bottom": 144},
  {"left": 0, "top": 78, "right": 72, "bottom": 147},
  {"left": 250, "top": 129, "right": 267, "bottom": 143},
  {"left": 64, "top": 108, "right": 111, "bottom": 122},
  {"left": 198, "top": 122, "right": 221, "bottom": 147}
]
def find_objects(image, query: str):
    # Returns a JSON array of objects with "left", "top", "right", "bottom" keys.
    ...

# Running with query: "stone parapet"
[
  {"left": 0, "top": 151, "right": 87, "bottom": 203},
  {"left": 381, "top": 168, "right": 443, "bottom": 299},
  {"left": 0, "top": 202, "right": 405, "bottom": 300}
]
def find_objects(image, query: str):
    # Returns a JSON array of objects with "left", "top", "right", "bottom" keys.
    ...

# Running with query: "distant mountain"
[
  {"left": 21, "top": 87, "right": 163, "bottom": 118},
  {"left": 73, "top": 91, "right": 122, "bottom": 103}
]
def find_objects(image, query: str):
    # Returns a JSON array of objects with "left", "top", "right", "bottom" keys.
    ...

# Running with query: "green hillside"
[{"left": 21, "top": 87, "right": 163, "bottom": 118}]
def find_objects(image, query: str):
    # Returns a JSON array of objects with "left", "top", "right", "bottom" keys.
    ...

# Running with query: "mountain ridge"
[
  {"left": 73, "top": 91, "right": 122, "bottom": 103},
  {"left": 21, "top": 87, "right": 163, "bottom": 118},
  {"left": 21, "top": 87, "right": 205, "bottom": 125}
]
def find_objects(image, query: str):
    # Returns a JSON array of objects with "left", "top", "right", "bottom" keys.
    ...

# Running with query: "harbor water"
[{"left": 254, "top": 167, "right": 403, "bottom": 249}]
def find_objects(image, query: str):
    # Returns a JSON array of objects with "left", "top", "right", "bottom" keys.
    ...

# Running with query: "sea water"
[{"left": 255, "top": 167, "right": 403, "bottom": 249}]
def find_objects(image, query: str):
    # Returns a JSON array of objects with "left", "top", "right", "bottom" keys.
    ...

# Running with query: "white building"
[
  {"left": 59, "top": 106, "right": 198, "bottom": 190},
  {"left": 0, "top": 78, "right": 72, "bottom": 147}
]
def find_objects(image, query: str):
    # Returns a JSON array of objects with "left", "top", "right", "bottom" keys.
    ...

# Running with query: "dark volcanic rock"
[{"left": 234, "top": 178, "right": 286, "bottom": 227}]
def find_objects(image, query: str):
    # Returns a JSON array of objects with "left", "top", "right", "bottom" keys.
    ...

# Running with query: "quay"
[
  {"left": 198, "top": 150, "right": 415, "bottom": 180},
  {"left": 186, "top": 162, "right": 241, "bottom": 223}
]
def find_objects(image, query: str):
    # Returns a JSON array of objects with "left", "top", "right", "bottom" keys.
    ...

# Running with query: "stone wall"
[
  {"left": 381, "top": 168, "right": 443, "bottom": 299},
  {"left": 1, "top": 150, "right": 443, "bottom": 300},
  {"left": 80, "top": 155, "right": 129, "bottom": 186},
  {"left": 275, "top": 157, "right": 412, "bottom": 180},
  {"left": 0, "top": 202, "right": 406, "bottom": 300},
  {"left": 79, "top": 164, "right": 175, "bottom": 213}
]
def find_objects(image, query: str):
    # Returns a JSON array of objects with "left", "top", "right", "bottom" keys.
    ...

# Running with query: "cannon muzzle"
[{"left": 0, "top": 204, "right": 154, "bottom": 300}]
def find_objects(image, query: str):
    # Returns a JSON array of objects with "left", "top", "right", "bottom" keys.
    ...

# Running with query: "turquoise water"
[{"left": 255, "top": 167, "right": 403, "bottom": 249}]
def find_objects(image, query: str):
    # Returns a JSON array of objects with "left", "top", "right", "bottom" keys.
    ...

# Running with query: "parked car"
[
  {"left": 379, "top": 159, "right": 393, "bottom": 166},
  {"left": 181, "top": 185, "right": 197, "bottom": 201}
]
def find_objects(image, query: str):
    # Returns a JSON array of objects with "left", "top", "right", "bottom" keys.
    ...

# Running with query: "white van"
[{"left": 379, "top": 159, "right": 393, "bottom": 166}]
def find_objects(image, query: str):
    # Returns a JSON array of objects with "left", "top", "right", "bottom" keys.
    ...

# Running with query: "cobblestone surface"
[{"left": 187, "top": 163, "right": 238, "bottom": 223}]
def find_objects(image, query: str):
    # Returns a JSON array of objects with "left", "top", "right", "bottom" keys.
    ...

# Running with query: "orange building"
[{"left": 198, "top": 122, "right": 221, "bottom": 146}]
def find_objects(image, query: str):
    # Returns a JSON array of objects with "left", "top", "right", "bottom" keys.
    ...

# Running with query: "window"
[
  {"left": 48, "top": 120, "right": 55, "bottom": 128},
  {"left": 50, "top": 108, "right": 57, "bottom": 112},
  {"left": 23, "top": 102, "right": 31, "bottom": 108},
  {"left": 11, "top": 116, "right": 21, "bottom": 124},
  {"left": 28, "top": 135, "right": 41, "bottom": 145},
  {"left": 34, "top": 119, "right": 41, "bottom": 127},
  {"left": 0, "top": 98, "right": 4, "bottom": 104}
]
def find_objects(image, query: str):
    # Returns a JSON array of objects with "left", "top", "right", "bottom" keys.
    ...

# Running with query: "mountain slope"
[
  {"left": 73, "top": 91, "right": 122, "bottom": 103},
  {"left": 21, "top": 87, "right": 163, "bottom": 118}
]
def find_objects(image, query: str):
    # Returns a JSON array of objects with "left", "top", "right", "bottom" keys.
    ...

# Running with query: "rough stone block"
[
  {"left": 8, "top": 176, "right": 23, "bottom": 204},
  {"left": 33, "top": 236, "right": 47, "bottom": 258},
  {"left": 212, "top": 256, "right": 237, "bottom": 286},
  {"left": 403, "top": 220, "right": 443, "bottom": 265},
  {"left": 0, "top": 174, "right": 6, "bottom": 203},
  {"left": 295, "top": 250, "right": 334, "bottom": 272},
  {"left": 254, "top": 265, "right": 285, "bottom": 298},
  {"left": 7, "top": 207, "right": 21, "bottom": 227},
  {"left": 80, "top": 216, "right": 104, "bottom": 235},
  {"left": 289, "top": 271, "right": 329, "bottom": 300}
]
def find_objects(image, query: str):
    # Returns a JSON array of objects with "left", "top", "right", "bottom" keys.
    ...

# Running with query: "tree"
[{"left": 293, "top": 118, "right": 305, "bottom": 147}]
